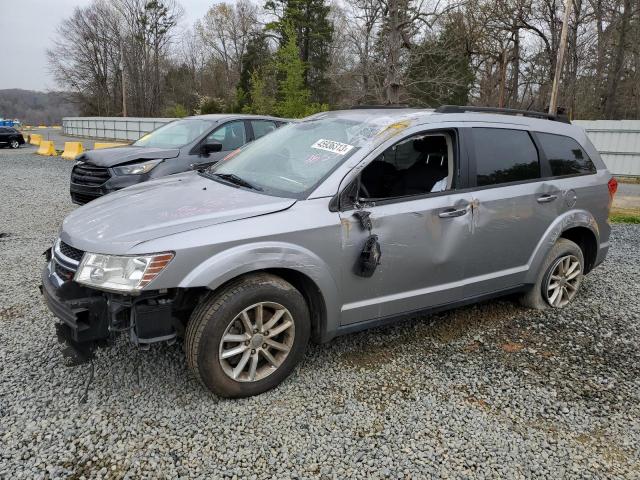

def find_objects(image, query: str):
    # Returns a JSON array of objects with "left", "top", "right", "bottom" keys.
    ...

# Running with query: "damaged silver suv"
[{"left": 41, "top": 106, "right": 616, "bottom": 397}]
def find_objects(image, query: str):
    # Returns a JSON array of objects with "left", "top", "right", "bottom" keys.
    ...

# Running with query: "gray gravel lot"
[{"left": 1, "top": 149, "right": 639, "bottom": 479}]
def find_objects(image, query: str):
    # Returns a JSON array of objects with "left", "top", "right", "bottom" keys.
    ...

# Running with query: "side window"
[
  {"left": 207, "top": 121, "right": 247, "bottom": 151},
  {"left": 251, "top": 120, "right": 277, "bottom": 140},
  {"left": 357, "top": 132, "right": 454, "bottom": 200},
  {"left": 537, "top": 132, "right": 596, "bottom": 176},
  {"left": 473, "top": 128, "right": 540, "bottom": 186}
]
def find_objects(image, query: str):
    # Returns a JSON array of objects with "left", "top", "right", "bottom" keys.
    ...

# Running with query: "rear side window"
[
  {"left": 537, "top": 133, "right": 596, "bottom": 176},
  {"left": 251, "top": 120, "right": 277, "bottom": 140},
  {"left": 473, "top": 128, "right": 540, "bottom": 186}
]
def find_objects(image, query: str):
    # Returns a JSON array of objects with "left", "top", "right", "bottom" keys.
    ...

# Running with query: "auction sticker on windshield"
[{"left": 311, "top": 139, "right": 354, "bottom": 155}]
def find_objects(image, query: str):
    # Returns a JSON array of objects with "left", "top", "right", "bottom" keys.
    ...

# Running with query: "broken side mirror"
[{"left": 201, "top": 140, "right": 223, "bottom": 155}]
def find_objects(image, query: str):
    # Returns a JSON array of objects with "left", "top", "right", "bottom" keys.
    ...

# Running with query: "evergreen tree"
[
  {"left": 237, "top": 33, "right": 272, "bottom": 110},
  {"left": 265, "top": 0, "right": 333, "bottom": 104},
  {"left": 274, "top": 23, "right": 327, "bottom": 117}
]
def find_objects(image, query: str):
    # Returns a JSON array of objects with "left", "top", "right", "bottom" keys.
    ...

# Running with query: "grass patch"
[
  {"left": 610, "top": 206, "right": 640, "bottom": 223},
  {"left": 610, "top": 213, "right": 640, "bottom": 224}
]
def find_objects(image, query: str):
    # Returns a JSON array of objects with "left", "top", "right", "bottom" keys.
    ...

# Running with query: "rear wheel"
[
  {"left": 520, "top": 238, "right": 584, "bottom": 310},
  {"left": 9, "top": 139, "right": 19, "bottom": 149},
  {"left": 185, "top": 273, "right": 310, "bottom": 398}
]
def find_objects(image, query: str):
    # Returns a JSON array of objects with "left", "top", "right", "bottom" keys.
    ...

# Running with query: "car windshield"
[
  {"left": 208, "top": 116, "right": 385, "bottom": 198},
  {"left": 133, "top": 119, "right": 214, "bottom": 148}
]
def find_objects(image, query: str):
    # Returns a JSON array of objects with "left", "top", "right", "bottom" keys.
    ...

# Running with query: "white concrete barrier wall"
[
  {"left": 62, "top": 117, "right": 176, "bottom": 142},
  {"left": 62, "top": 116, "right": 640, "bottom": 176},
  {"left": 574, "top": 120, "right": 640, "bottom": 176}
]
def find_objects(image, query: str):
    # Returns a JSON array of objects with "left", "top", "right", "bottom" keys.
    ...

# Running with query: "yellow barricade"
[
  {"left": 94, "top": 142, "right": 126, "bottom": 149},
  {"left": 29, "top": 133, "right": 43, "bottom": 145},
  {"left": 61, "top": 142, "right": 84, "bottom": 160},
  {"left": 38, "top": 125, "right": 47, "bottom": 129},
  {"left": 37, "top": 140, "right": 57, "bottom": 156}
]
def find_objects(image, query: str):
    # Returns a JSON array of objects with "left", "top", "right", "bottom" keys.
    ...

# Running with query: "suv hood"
[
  {"left": 78, "top": 146, "right": 180, "bottom": 167},
  {"left": 60, "top": 172, "right": 297, "bottom": 254}
]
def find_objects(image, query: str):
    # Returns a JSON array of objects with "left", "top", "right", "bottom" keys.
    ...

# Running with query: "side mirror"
[{"left": 201, "top": 140, "right": 223, "bottom": 155}]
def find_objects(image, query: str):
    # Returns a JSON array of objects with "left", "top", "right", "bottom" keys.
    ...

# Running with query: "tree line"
[{"left": 48, "top": 0, "right": 640, "bottom": 120}]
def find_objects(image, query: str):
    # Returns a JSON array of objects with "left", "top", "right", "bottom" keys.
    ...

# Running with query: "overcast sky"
[{"left": 0, "top": 0, "right": 214, "bottom": 91}]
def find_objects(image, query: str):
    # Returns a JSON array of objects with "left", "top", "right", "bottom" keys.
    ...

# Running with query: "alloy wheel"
[
  {"left": 218, "top": 302, "right": 295, "bottom": 382},
  {"left": 545, "top": 254, "right": 582, "bottom": 307},
  {"left": 10, "top": 140, "right": 19, "bottom": 149}
]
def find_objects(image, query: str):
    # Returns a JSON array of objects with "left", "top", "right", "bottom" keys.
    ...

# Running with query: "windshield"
[
  {"left": 209, "top": 116, "right": 383, "bottom": 198},
  {"left": 134, "top": 119, "right": 214, "bottom": 148}
]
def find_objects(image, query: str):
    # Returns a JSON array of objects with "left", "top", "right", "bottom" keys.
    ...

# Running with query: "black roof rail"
[
  {"left": 350, "top": 104, "right": 413, "bottom": 109},
  {"left": 434, "top": 105, "right": 571, "bottom": 124}
]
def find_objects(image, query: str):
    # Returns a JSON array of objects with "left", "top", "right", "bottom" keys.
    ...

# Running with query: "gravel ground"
[{"left": 1, "top": 150, "right": 639, "bottom": 479}]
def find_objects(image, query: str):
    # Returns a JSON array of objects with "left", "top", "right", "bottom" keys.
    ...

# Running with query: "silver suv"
[{"left": 41, "top": 106, "right": 617, "bottom": 398}]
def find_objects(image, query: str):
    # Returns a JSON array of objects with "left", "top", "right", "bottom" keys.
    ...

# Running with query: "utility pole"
[
  {"left": 548, "top": 0, "right": 573, "bottom": 116},
  {"left": 120, "top": 44, "right": 127, "bottom": 117}
]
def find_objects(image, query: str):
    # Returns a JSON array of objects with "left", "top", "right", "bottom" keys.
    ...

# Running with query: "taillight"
[{"left": 608, "top": 177, "right": 618, "bottom": 198}]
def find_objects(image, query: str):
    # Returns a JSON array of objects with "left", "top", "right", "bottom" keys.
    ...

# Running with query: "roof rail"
[
  {"left": 350, "top": 104, "right": 412, "bottom": 109},
  {"left": 434, "top": 105, "right": 571, "bottom": 124}
]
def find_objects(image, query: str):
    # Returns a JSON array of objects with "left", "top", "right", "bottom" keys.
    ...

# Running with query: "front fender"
[
  {"left": 178, "top": 241, "right": 340, "bottom": 329},
  {"left": 524, "top": 209, "right": 600, "bottom": 284}
]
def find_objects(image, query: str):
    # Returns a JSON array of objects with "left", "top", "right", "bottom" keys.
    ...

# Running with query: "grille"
[
  {"left": 59, "top": 241, "right": 84, "bottom": 262},
  {"left": 71, "top": 192, "right": 100, "bottom": 205},
  {"left": 71, "top": 163, "right": 111, "bottom": 186}
]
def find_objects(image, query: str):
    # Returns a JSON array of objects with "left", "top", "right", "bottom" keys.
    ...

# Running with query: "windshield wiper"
[{"left": 209, "top": 172, "right": 263, "bottom": 191}]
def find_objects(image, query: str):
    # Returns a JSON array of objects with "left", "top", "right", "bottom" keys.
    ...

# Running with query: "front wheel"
[
  {"left": 9, "top": 139, "right": 20, "bottom": 149},
  {"left": 185, "top": 273, "right": 310, "bottom": 398},
  {"left": 520, "top": 238, "right": 584, "bottom": 310}
]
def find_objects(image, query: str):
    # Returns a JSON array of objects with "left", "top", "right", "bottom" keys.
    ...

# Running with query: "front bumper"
[
  {"left": 41, "top": 251, "right": 182, "bottom": 351},
  {"left": 70, "top": 174, "right": 146, "bottom": 205}
]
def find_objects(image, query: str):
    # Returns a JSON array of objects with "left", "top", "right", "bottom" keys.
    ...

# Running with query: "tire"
[
  {"left": 185, "top": 273, "right": 310, "bottom": 398},
  {"left": 520, "top": 238, "right": 584, "bottom": 310},
  {"left": 9, "top": 139, "right": 20, "bottom": 149}
]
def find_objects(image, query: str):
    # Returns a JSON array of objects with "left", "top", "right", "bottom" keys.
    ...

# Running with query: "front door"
[
  {"left": 337, "top": 129, "right": 475, "bottom": 325},
  {"left": 192, "top": 120, "right": 249, "bottom": 166}
]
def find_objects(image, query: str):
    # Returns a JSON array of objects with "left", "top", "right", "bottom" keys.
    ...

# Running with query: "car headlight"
[
  {"left": 74, "top": 252, "right": 174, "bottom": 293},
  {"left": 113, "top": 159, "right": 162, "bottom": 175}
]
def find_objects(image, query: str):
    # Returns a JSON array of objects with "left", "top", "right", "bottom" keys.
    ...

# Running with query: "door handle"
[
  {"left": 438, "top": 207, "right": 468, "bottom": 218},
  {"left": 537, "top": 194, "right": 558, "bottom": 204}
]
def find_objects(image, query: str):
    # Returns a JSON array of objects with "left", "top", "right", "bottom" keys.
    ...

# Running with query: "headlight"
[
  {"left": 74, "top": 252, "right": 174, "bottom": 293},
  {"left": 113, "top": 159, "right": 162, "bottom": 175}
]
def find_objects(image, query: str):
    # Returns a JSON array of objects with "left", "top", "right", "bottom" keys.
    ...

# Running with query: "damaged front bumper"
[{"left": 40, "top": 247, "right": 184, "bottom": 359}]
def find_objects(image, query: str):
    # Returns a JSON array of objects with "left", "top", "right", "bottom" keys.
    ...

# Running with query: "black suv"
[
  {"left": 0, "top": 127, "right": 25, "bottom": 149},
  {"left": 70, "top": 114, "right": 287, "bottom": 205}
]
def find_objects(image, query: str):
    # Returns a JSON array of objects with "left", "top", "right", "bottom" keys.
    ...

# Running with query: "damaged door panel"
[{"left": 339, "top": 193, "right": 473, "bottom": 324}]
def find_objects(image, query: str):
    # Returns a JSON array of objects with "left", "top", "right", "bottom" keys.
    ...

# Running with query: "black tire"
[
  {"left": 185, "top": 273, "right": 310, "bottom": 398},
  {"left": 9, "top": 138, "right": 20, "bottom": 149},
  {"left": 520, "top": 238, "right": 584, "bottom": 310}
]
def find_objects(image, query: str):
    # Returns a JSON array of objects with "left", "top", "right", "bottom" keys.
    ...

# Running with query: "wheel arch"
[
  {"left": 525, "top": 209, "right": 600, "bottom": 283},
  {"left": 178, "top": 242, "right": 339, "bottom": 342}
]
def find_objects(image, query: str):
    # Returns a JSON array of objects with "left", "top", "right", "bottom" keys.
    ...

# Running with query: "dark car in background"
[
  {"left": 69, "top": 114, "right": 288, "bottom": 205},
  {"left": 0, "top": 127, "right": 26, "bottom": 149}
]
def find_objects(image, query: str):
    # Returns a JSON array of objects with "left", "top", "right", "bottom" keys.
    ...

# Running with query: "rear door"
[
  {"left": 463, "top": 126, "right": 561, "bottom": 297},
  {"left": 0, "top": 127, "right": 8, "bottom": 144}
]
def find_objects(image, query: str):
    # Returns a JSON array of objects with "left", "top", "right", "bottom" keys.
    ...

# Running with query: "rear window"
[
  {"left": 537, "top": 133, "right": 596, "bottom": 176},
  {"left": 473, "top": 128, "right": 540, "bottom": 186}
]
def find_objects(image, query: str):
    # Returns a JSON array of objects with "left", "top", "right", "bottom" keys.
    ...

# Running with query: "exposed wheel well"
[
  {"left": 263, "top": 268, "right": 327, "bottom": 343},
  {"left": 560, "top": 227, "right": 598, "bottom": 273}
]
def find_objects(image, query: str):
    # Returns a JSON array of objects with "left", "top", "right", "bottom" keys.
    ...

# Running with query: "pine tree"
[{"left": 265, "top": 0, "right": 333, "bottom": 104}]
